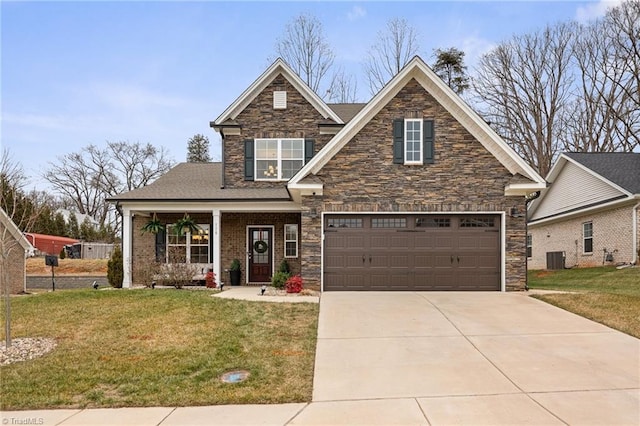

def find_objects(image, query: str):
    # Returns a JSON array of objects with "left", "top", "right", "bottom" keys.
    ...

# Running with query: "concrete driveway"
[{"left": 306, "top": 292, "right": 640, "bottom": 425}]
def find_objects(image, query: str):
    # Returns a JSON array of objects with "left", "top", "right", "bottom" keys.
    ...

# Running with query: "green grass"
[
  {"left": 528, "top": 266, "right": 640, "bottom": 338},
  {"left": 1, "top": 289, "right": 319, "bottom": 410}
]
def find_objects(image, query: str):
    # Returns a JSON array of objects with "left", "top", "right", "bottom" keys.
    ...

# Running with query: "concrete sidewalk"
[{"left": 2, "top": 292, "right": 639, "bottom": 425}]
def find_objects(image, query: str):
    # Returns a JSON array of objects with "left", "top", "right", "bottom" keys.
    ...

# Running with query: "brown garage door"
[{"left": 323, "top": 214, "right": 500, "bottom": 291}]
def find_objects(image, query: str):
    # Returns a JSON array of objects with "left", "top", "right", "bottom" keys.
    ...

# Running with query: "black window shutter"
[
  {"left": 155, "top": 229, "right": 166, "bottom": 263},
  {"left": 392, "top": 119, "right": 404, "bottom": 164},
  {"left": 423, "top": 119, "right": 434, "bottom": 164},
  {"left": 304, "top": 139, "right": 315, "bottom": 163},
  {"left": 244, "top": 139, "right": 254, "bottom": 181}
]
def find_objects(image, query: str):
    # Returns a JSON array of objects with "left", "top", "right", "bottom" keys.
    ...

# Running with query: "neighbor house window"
[
  {"left": 255, "top": 138, "right": 304, "bottom": 181},
  {"left": 284, "top": 224, "right": 298, "bottom": 258},
  {"left": 526, "top": 234, "right": 532, "bottom": 258},
  {"left": 404, "top": 119, "right": 423, "bottom": 164},
  {"left": 166, "top": 224, "right": 210, "bottom": 263},
  {"left": 583, "top": 222, "right": 593, "bottom": 254}
]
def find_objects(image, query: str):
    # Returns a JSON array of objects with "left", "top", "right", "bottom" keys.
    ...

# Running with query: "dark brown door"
[
  {"left": 248, "top": 227, "right": 272, "bottom": 283},
  {"left": 324, "top": 215, "right": 500, "bottom": 291}
]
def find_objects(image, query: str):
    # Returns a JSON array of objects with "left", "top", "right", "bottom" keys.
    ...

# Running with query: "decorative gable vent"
[{"left": 273, "top": 91, "right": 287, "bottom": 109}]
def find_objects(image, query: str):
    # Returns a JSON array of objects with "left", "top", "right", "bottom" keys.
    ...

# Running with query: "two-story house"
[{"left": 110, "top": 56, "right": 545, "bottom": 291}]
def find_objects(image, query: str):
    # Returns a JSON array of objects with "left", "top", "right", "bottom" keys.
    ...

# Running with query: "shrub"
[
  {"left": 285, "top": 274, "right": 303, "bottom": 293},
  {"left": 59, "top": 247, "right": 66, "bottom": 260},
  {"left": 278, "top": 259, "right": 290, "bottom": 274},
  {"left": 107, "top": 245, "right": 123, "bottom": 288},
  {"left": 271, "top": 271, "right": 290, "bottom": 289},
  {"left": 136, "top": 261, "right": 161, "bottom": 288}
]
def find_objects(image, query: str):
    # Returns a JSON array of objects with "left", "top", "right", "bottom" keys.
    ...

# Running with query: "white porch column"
[
  {"left": 122, "top": 208, "right": 132, "bottom": 288},
  {"left": 212, "top": 210, "right": 221, "bottom": 285}
]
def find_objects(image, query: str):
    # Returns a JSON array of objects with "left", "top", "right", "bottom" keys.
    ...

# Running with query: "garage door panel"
[{"left": 323, "top": 214, "right": 501, "bottom": 291}]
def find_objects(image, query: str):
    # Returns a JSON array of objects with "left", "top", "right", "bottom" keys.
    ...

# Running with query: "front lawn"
[
  {"left": 528, "top": 266, "right": 640, "bottom": 338},
  {"left": 0, "top": 289, "right": 318, "bottom": 410}
]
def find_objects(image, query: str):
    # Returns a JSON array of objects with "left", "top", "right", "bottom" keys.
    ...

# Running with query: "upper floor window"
[
  {"left": 526, "top": 234, "right": 532, "bottom": 258},
  {"left": 583, "top": 222, "right": 593, "bottom": 254},
  {"left": 393, "top": 119, "right": 434, "bottom": 165},
  {"left": 255, "top": 138, "right": 304, "bottom": 181},
  {"left": 404, "top": 119, "right": 423, "bottom": 164}
]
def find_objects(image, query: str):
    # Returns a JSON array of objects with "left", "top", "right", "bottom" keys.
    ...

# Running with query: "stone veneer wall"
[
  {"left": 306, "top": 79, "right": 529, "bottom": 291},
  {"left": 1, "top": 225, "right": 26, "bottom": 294},
  {"left": 221, "top": 212, "right": 301, "bottom": 286},
  {"left": 528, "top": 205, "right": 638, "bottom": 269},
  {"left": 223, "top": 74, "right": 334, "bottom": 188}
]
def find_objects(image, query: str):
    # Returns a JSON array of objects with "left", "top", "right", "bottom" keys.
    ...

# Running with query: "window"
[
  {"left": 393, "top": 119, "right": 434, "bottom": 165},
  {"left": 255, "top": 138, "right": 304, "bottom": 181},
  {"left": 583, "top": 222, "right": 593, "bottom": 254},
  {"left": 416, "top": 217, "right": 451, "bottom": 228},
  {"left": 526, "top": 234, "right": 532, "bottom": 258},
  {"left": 327, "top": 218, "right": 363, "bottom": 228},
  {"left": 460, "top": 217, "right": 495, "bottom": 228},
  {"left": 371, "top": 218, "right": 407, "bottom": 228},
  {"left": 284, "top": 224, "right": 298, "bottom": 258},
  {"left": 166, "top": 224, "right": 209, "bottom": 263},
  {"left": 404, "top": 119, "right": 422, "bottom": 164}
]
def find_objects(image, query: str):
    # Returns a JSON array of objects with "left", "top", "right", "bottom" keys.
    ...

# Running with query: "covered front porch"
[{"left": 119, "top": 201, "right": 301, "bottom": 288}]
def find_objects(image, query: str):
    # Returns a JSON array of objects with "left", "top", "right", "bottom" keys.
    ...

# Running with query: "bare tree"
[
  {"left": 363, "top": 18, "right": 419, "bottom": 95},
  {"left": 566, "top": 13, "right": 639, "bottom": 152},
  {"left": 44, "top": 142, "right": 173, "bottom": 230},
  {"left": 274, "top": 13, "right": 335, "bottom": 93},
  {"left": 1, "top": 149, "right": 43, "bottom": 347},
  {"left": 327, "top": 67, "right": 359, "bottom": 103},
  {"left": 472, "top": 22, "right": 576, "bottom": 177},
  {"left": 432, "top": 47, "right": 470, "bottom": 95}
]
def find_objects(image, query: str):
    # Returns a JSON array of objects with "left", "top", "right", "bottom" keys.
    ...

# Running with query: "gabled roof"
[
  {"left": 564, "top": 152, "right": 640, "bottom": 195},
  {"left": 327, "top": 103, "right": 366, "bottom": 123},
  {"left": 108, "top": 163, "right": 290, "bottom": 202},
  {"left": 528, "top": 152, "right": 640, "bottom": 224},
  {"left": 0, "top": 208, "right": 33, "bottom": 252},
  {"left": 289, "top": 56, "right": 545, "bottom": 195},
  {"left": 212, "top": 58, "right": 343, "bottom": 127}
]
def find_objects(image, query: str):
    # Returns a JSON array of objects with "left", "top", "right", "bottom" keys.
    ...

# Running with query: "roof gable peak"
[
  {"left": 213, "top": 58, "right": 342, "bottom": 127},
  {"left": 290, "top": 55, "right": 544, "bottom": 192}
]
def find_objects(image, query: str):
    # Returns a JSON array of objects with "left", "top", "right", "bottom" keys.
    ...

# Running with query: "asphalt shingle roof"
[
  {"left": 327, "top": 103, "right": 366, "bottom": 123},
  {"left": 564, "top": 152, "right": 640, "bottom": 194},
  {"left": 109, "top": 162, "right": 291, "bottom": 202}
]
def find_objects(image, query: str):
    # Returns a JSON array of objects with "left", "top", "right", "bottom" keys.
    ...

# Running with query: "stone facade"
[
  {"left": 309, "top": 79, "right": 529, "bottom": 290},
  {"left": 528, "top": 204, "right": 639, "bottom": 269},
  {"left": 223, "top": 75, "right": 334, "bottom": 189}
]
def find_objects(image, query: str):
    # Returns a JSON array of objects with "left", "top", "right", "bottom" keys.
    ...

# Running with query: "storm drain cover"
[{"left": 220, "top": 370, "right": 250, "bottom": 383}]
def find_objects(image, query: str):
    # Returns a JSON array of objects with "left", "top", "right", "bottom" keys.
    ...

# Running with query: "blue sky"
[{"left": 1, "top": 0, "right": 619, "bottom": 190}]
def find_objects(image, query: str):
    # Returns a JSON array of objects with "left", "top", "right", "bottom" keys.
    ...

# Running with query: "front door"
[{"left": 248, "top": 227, "right": 272, "bottom": 283}]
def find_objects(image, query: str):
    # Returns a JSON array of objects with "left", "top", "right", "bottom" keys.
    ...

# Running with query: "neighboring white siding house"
[{"left": 528, "top": 153, "right": 640, "bottom": 269}]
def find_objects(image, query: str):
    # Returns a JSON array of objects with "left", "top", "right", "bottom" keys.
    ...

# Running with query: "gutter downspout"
[
  {"left": 633, "top": 202, "right": 640, "bottom": 265},
  {"left": 524, "top": 191, "right": 542, "bottom": 291}
]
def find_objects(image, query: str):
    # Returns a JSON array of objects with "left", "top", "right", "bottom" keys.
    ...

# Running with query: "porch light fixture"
[
  {"left": 510, "top": 207, "right": 525, "bottom": 218},
  {"left": 310, "top": 207, "right": 318, "bottom": 219}
]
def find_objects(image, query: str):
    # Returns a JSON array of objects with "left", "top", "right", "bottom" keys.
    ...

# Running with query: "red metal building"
[{"left": 24, "top": 233, "right": 79, "bottom": 255}]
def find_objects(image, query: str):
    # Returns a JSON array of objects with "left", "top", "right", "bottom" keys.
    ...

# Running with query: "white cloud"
[
  {"left": 575, "top": 0, "right": 622, "bottom": 22},
  {"left": 459, "top": 34, "right": 497, "bottom": 70},
  {"left": 347, "top": 5, "right": 366, "bottom": 22}
]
